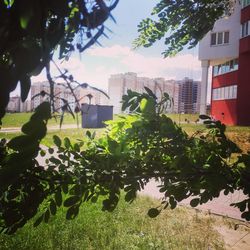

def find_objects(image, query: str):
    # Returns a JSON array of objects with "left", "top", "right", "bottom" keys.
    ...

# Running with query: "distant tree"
[{"left": 134, "top": 0, "right": 236, "bottom": 56}]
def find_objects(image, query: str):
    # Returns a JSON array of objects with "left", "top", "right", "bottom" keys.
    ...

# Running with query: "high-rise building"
[
  {"left": 108, "top": 73, "right": 199, "bottom": 114},
  {"left": 7, "top": 96, "right": 21, "bottom": 112},
  {"left": 177, "top": 78, "right": 201, "bottom": 114},
  {"left": 31, "top": 82, "right": 108, "bottom": 112},
  {"left": 199, "top": 2, "right": 250, "bottom": 125},
  {"left": 31, "top": 81, "right": 80, "bottom": 112}
]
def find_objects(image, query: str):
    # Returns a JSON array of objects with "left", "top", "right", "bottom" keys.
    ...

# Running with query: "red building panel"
[
  {"left": 239, "top": 36, "right": 250, "bottom": 53},
  {"left": 211, "top": 100, "right": 237, "bottom": 125},
  {"left": 211, "top": 70, "right": 239, "bottom": 125},
  {"left": 212, "top": 71, "right": 238, "bottom": 88},
  {"left": 241, "top": 5, "right": 250, "bottom": 23},
  {"left": 238, "top": 51, "right": 250, "bottom": 125}
]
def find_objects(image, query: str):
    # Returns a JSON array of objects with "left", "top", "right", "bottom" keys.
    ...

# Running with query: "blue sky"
[{"left": 19, "top": 0, "right": 202, "bottom": 95}]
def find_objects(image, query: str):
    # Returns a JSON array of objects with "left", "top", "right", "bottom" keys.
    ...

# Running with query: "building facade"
[
  {"left": 7, "top": 96, "right": 21, "bottom": 112},
  {"left": 31, "top": 82, "right": 79, "bottom": 111},
  {"left": 199, "top": 1, "right": 250, "bottom": 125},
  {"left": 31, "top": 82, "right": 107, "bottom": 112},
  {"left": 108, "top": 73, "right": 200, "bottom": 114},
  {"left": 7, "top": 96, "right": 31, "bottom": 113},
  {"left": 177, "top": 78, "right": 201, "bottom": 114}
]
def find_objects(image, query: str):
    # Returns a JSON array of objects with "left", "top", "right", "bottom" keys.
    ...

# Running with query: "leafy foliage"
[
  {"left": 1, "top": 90, "right": 250, "bottom": 234},
  {"left": 134, "top": 0, "right": 235, "bottom": 57},
  {"left": 0, "top": 0, "right": 118, "bottom": 123}
]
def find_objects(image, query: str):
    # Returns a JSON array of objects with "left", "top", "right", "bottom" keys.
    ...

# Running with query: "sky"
[{"left": 13, "top": 0, "right": 203, "bottom": 96}]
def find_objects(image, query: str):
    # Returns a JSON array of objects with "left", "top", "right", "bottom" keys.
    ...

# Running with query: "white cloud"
[
  {"left": 87, "top": 45, "right": 131, "bottom": 58},
  {"left": 87, "top": 45, "right": 201, "bottom": 80},
  {"left": 30, "top": 45, "right": 201, "bottom": 95}
]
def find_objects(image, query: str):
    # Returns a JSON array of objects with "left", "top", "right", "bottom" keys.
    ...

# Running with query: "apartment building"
[
  {"left": 108, "top": 73, "right": 199, "bottom": 114},
  {"left": 7, "top": 96, "right": 21, "bottom": 112},
  {"left": 177, "top": 78, "right": 201, "bottom": 114},
  {"left": 7, "top": 96, "right": 31, "bottom": 113},
  {"left": 31, "top": 81, "right": 108, "bottom": 112},
  {"left": 199, "top": 1, "right": 250, "bottom": 125},
  {"left": 31, "top": 82, "right": 78, "bottom": 111}
]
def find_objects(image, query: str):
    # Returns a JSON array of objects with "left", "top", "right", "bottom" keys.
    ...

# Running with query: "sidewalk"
[
  {"left": 140, "top": 180, "right": 247, "bottom": 221},
  {"left": 140, "top": 180, "right": 250, "bottom": 249},
  {"left": 0, "top": 124, "right": 79, "bottom": 133}
]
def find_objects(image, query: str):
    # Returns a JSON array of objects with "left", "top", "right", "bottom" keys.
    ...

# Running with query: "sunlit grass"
[
  {"left": 1, "top": 112, "right": 250, "bottom": 152},
  {"left": 0, "top": 196, "right": 225, "bottom": 250},
  {"left": 1, "top": 112, "right": 77, "bottom": 128}
]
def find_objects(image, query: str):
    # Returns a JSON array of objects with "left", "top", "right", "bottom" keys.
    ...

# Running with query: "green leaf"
[
  {"left": 33, "top": 214, "right": 44, "bottom": 227},
  {"left": 86, "top": 130, "right": 91, "bottom": 139},
  {"left": 64, "top": 137, "right": 71, "bottom": 149},
  {"left": 7, "top": 135, "right": 37, "bottom": 152},
  {"left": 40, "top": 150, "right": 46, "bottom": 157},
  {"left": 144, "top": 87, "right": 157, "bottom": 99},
  {"left": 169, "top": 196, "right": 177, "bottom": 209},
  {"left": 22, "top": 119, "right": 47, "bottom": 139},
  {"left": 53, "top": 135, "right": 62, "bottom": 147},
  {"left": 125, "top": 190, "right": 136, "bottom": 203},
  {"left": 44, "top": 210, "right": 50, "bottom": 223},
  {"left": 55, "top": 190, "right": 62, "bottom": 207},
  {"left": 199, "top": 115, "right": 210, "bottom": 120},
  {"left": 66, "top": 205, "right": 79, "bottom": 220},
  {"left": 20, "top": 75, "right": 31, "bottom": 102},
  {"left": 139, "top": 98, "right": 155, "bottom": 114},
  {"left": 50, "top": 200, "right": 57, "bottom": 215},
  {"left": 64, "top": 196, "right": 80, "bottom": 207},
  {"left": 32, "top": 102, "right": 51, "bottom": 121},
  {"left": 147, "top": 208, "right": 160, "bottom": 218},
  {"left": 107, "top": 137, "right": 119, "bottom": 154},
  {"left": 190, "top": 198, "right": 200, "bottom": 207},
  {"left": 49, "top": 157, "right": 61, "bottom": 165},
  {"left": 48, "top": 148, "right": 54, "bottom": 154}
]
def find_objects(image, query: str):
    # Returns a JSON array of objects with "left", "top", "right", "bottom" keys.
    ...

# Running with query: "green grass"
[
  {"left": 0, "top": 196, "right": 225, "bottom": 250},
  {"left": 1, "top": 113, "right": 200, "bottom": 128},
  {"left": 1, "top": 112, "right": 250, "bottom": 151},
  {"left": 1, "top": 112, "right": 77, "bottom": 128}
]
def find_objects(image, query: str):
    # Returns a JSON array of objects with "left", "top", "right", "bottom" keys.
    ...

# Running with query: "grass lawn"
[
  {"left": 1, "top": 112, "right": 77, "bottom": 128},
  {"left": 1, "top": 113, "right": 199, "bottom": 128},
  {"left": 1, "top": 123, "right": 250, "bottom": 152},
  {"left": 0, "top": 196, "right": 225, "bottom": 250}
]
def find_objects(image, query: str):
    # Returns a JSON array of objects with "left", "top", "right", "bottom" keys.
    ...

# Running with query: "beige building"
[
  {"left": 7, "top": 96, "right": 31, "bottom": 113},
  {"left": 31, "top": 81, "right": 108, "bottom": 112},
  {"left": 31, "top": 82, "right": 80, "bottom": 112},
  {"left": 7, "top": 96, "right": 21, "bottom": 112},
  {"left": 108, "top": 73, "right": 181, "bottom": 114}
]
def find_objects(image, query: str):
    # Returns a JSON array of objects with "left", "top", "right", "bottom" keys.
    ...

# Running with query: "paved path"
[
  {"left": 0, "top": 124, "right": 79, "bottom": 133},
  {"left": 140, "top": 180, "right": 247, "bottom": 221}
]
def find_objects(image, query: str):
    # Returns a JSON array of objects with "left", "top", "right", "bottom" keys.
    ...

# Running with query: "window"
[
  {"left": 241, "top": 21, "right": 249, "bottom": 38},
  {"left": 224, "top": 31, "right": 229, "bottom": 43},
  {"left": 242, "top": 0, "right": 250, "bottom": 8},
  {"left": 212, "top": 85, "right": 237, "bottom": 101},
  {"left": 213, "top": 59, "right": 238, "bottom": 76},
  {"left": 211, "top": 33, "right": 216, "bottom": 45},
  {"left": 210, "top": 31, "right": 230, "bottom": 46},
  {"left": 232, "top": 85, "right": 237, "bottom": 99},
  {"left": 217, "top": 32, "right": 223, "bottom": 45}
]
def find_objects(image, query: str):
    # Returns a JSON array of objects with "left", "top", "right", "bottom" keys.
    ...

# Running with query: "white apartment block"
[
  {"left": 31, "top": 81, "right": 80, "bottom": 112},
  {"left": 7, "top": 96, "right": 31, "bottom": 113},
  {"left": 31, "top": 81, "right": 108, "bottom": 112},
  {"left": 108, "top": 73, "right": 187, "bottom": 114}
]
